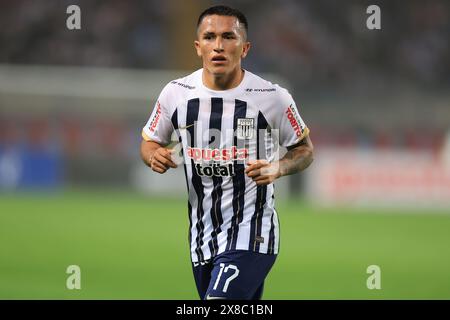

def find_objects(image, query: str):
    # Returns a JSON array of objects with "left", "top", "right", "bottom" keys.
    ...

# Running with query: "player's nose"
[{"left": 213, "top": 38, "right": 224, "bottom": 52}]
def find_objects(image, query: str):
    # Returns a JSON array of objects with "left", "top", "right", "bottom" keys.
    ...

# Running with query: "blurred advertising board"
[
  {"left": 305, "top": 148, "right": 450, "bottom": 209},
  {"left": 0, "top": 145, "right": 62, "bottom": 190}
]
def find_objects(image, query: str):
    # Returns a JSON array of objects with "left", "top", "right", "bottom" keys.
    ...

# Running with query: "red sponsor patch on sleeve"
[
  {"left": 285, "top": 104, "right": 303, "bottom": 137},
  {"left": 149, "top": 101, "right": 162, "bottom": 132}
]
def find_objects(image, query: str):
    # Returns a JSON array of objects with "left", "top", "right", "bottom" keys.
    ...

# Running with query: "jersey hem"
[{"left": 190, "top": 247, "right": 278, "bottom": 263}]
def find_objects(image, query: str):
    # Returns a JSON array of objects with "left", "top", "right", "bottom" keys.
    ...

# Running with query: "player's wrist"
[
  {"left": 264, "top": 161, "right": 282, "bottom": 181},
  {"left": 275, "top": 161, "right": 285, "bottom": 178}
]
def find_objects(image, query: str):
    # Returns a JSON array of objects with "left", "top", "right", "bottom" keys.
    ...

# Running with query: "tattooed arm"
[{"left": 245, "top": 135, "right": 314, "bottom": 186}]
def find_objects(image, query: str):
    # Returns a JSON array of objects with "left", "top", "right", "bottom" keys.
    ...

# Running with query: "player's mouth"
[{"left": 211, "top": 55, "right": 227, "bottom": 64}]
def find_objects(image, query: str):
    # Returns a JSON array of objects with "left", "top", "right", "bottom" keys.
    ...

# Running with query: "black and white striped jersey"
[{"left": 142, "top": 69, "right": 309, "bottom": 263}]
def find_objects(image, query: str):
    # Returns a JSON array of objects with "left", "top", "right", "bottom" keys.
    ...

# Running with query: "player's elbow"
[
  {"left": 304, "top": 136, "right": 314, "bottom": 166},
  {"left": 307, "top": 148, "right": 314, "bottom": 167},
  {"left": 302, "top": 146, "right": 314, "bottom": 169}
]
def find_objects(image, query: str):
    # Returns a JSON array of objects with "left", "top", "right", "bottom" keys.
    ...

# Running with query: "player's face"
[{"left": 195, "top": 15, "right": 250, "bottom": 77}]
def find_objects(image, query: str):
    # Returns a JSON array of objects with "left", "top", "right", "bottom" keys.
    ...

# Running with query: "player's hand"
[
  {"left": 150, "top": 147, "right": 178, "bottom": 174},
  {"left": 245, "top": 160, "right": 281, "bottom": 186}
]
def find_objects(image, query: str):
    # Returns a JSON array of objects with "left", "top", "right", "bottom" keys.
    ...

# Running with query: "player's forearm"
[
  {"left": 140, "top": 140, "right": 164, "bottom": 167},
  {"left": 277, "top": 140, "right": 314, "bottom": 178}
]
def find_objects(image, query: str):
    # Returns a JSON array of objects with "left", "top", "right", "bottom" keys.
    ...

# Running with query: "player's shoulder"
[
  {"left": 163, "top": 69, "right": 201, "bottom": 93},
  {"left": 157, "top": 69, "right": 201, "bottom": 108},
  {"left": 244, "top": 70, "right": 294, "bottom": 103}
]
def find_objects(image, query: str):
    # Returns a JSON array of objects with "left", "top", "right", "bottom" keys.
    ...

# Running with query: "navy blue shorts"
[{"left": 191, "top": 250, "right": 277, "bottom": 300}]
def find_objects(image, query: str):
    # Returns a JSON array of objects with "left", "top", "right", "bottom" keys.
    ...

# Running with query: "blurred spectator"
[{"left": 0, "top": 0, "right": 448, "bottom": 87}]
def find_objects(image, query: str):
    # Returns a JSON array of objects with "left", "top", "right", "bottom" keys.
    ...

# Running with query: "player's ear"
[
  {"left": 241, "top": 41, "right": 251, "bottom": 59},
  {"left": 194, "top": 40, "right": 202, "bottom": 58}
]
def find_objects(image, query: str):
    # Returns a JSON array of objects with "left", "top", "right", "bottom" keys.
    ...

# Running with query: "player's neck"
[{"left": 202, "top": 67, "right": 245, "bottom": 91}]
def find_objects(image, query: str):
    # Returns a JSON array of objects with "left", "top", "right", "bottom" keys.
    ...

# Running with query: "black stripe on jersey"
[
  {"left": 186, "top": 98, "right": 205, "bottom": 262},
  {"left": 250, "top": 111, "right": 269, "bottom": 252},
  {"left": 227, "top": 99, "right": 247, "bottom": 251},
  {"left": 172, "top": 108, "right": 190, "bottom": 193},
  {"left": 171, "top": 108, "right": 179, "bottom": 130},
  {"left": 268, "top": 208, "right": 280, "bottom": 254},
  {"left": 188, "top": 200, "right": 193, "bottom": 251},
  {"left": 172, "top": 108, "right": 193, "bottom": 249},
  {"left": 267, "top": 211, "right": 275, "bottom": 254},
  {"left": 207, "top": 98, "right": 224, "bottom": 257}
]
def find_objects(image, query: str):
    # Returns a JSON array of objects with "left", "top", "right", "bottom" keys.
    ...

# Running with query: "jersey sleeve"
[
  {"left": 141, "top": 84, "right": 174, "bottom": 146},
  {"left": 277, "top": 89, "right": 310, "bottom": 148}
]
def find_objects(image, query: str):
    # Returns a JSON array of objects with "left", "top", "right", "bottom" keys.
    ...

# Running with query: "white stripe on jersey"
[
  {"left": 273, "top": 208, "right": 280, "bottom": 255},
  {"left": 234, "top": 178, "right": 258, "bottom": 251},
  {"left": 142, "top": 69, "right": 308, "bottom": 262}
]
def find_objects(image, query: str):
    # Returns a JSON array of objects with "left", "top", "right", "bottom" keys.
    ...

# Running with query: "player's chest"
[
  {"left": 179, "top": 99, "right": 261, "bottom": 143},
  {"left": 178, "top": 97, "right": 263, "bottom": 129}
]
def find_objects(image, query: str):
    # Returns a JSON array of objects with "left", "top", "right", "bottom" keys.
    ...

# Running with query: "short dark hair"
[{"left": 197, "top": 5, "right": 248, "bottom": 34}]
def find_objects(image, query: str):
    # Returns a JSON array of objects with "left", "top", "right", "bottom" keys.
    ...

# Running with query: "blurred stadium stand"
[{"left": 0, "top": 0, "right": 449, "bottom": 207}]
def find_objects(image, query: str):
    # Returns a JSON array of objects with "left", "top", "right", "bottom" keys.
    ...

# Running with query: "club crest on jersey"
[{"left": 237, "top": 118, "right": 254, "bottom": 139}]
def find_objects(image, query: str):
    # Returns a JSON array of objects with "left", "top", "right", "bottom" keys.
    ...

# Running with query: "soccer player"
[{"left": 140, "top": 5, "right": 314, "bottom": 300}]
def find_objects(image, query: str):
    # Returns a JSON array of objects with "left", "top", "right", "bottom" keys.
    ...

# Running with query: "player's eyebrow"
[
  {"left": 221, "top": 31, "right": 236, "bottom": 37},
  {"left": 202, "top": 31, "right": 237, "bottom": 37}
]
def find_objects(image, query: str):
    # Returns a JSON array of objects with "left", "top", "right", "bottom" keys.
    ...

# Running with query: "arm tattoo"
[{"left": 279, "top": 138, "right": 314, "bottom": 177}]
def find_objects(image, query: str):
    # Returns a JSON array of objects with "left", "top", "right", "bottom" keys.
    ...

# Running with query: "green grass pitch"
[{"left": 1, "top": 190, "right": 450, "bottom": 299}]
